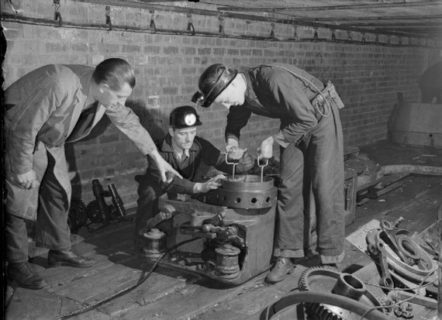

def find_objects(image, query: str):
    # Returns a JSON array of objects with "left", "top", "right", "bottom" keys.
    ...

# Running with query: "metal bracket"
[
  {"left": 53, "top": 0, "right": 62, "bottom": 27},
  {"left": 105, "top": 6, "right": 112, "bottom": 30}
]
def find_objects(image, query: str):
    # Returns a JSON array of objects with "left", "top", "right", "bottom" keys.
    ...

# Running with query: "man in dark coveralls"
[
  {"left": 134, "top": 106, "right": 254, "bottom": 248},
  {"left": 193, "top": 63, "right": 346, "bottom": 283},
  {"left": 4, "top": 58, "right": 181, "bottom": 289}
]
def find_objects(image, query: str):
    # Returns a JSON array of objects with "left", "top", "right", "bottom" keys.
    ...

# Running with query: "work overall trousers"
[{"left": 276, "top": 101, "right": 345, "bottom": 264}]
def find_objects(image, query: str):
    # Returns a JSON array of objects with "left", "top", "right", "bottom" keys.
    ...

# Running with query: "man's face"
[
  {"left": 170, "top": 127, "right": 197, "bottom": 151},
  {"left": 97, "top": 82, "right": 133, "bottom": 107},
  {"left": 213, "top": 76, "right": 246, "bottom": 109}
]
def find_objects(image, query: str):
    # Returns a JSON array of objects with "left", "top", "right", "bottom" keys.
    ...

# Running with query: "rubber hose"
[
  {"left": 380, "top": 164, "right": 442, "bottom": 176},
  {"left": 260, "top": 291, "right": 389, "bottom": 320}
]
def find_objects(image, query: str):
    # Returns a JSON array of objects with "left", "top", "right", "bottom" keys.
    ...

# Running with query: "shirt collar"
[{"left": 239, "top": 67, "right": 255, "bottom": 104}]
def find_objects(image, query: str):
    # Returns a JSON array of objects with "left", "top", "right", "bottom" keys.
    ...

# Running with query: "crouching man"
[{"left": 134, "top": 106, "right": 254, "bottom": 250}]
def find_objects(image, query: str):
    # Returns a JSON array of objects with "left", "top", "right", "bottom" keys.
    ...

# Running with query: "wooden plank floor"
[{"left": 5, "top": 141, "right": 442, "bottom": 320}]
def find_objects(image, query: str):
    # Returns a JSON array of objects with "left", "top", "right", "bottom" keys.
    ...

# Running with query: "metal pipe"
[
  {"left": 69, "top": 0, "right": 440, "bottom": 39},
  {"left": 219, "top": 0, "right": 442, "bottom": 12},
  {"left": 2, "top": 13, "right": 439, "bottom": 48}
]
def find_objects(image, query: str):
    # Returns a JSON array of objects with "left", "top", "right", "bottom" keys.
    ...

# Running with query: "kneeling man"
[{"left": 134, "top": 106, "right": 254, "bottom": 249}]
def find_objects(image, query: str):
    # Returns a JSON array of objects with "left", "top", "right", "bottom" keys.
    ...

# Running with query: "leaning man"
[
  {"left": 4, "top": 58, "right": 181, "bottom": 289},
  {"left": 193, "top": 63, "right": 346, "bottom": 283}
]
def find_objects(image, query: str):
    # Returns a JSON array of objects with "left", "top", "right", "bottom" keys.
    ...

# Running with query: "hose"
[
  {"left": 259, "top": 291, "right": 389, "bottom": 320},
  {"left": 58, "top": 237, "right": 202, "bottom": 319}
]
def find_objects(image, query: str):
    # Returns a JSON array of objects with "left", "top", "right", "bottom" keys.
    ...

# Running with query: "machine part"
[
  {"left": 87, "top": 180, "right": 128, "bottom": 227},
  {"left": 384, "top": 235, "right": 437, "bottom": 283},
  {"left": 155, "top": 193, "right": 275, "bottom": 285},
  {"left": 257, "top": 156, "right": 269, "bottom": 182},
  {"left": 380, "top": 217, "right": 404, "bottom": 231},
  {"left": 91, "top": 179, "right": 110, "bottom": 222},
  {"left": 67, "top": 198, "right": 88, "bottom": 233},
  {"left": 224, "top": 152, "right": 239, "bottom": 179},
  {"left": 393, "top": 290, "right": 437, "bottom": 309},
  {"left": 367, "top": 229, "right": 437, "bottom": 291},
  {"left": 396, "top": 234, "right": 430, "bottom": 268},
  {"left": 259, "top": 291, "right": 389, "bottom": 320},
  {"left": 204, "top": 174, "right": 277, "bottom": 209},
  {"left": 108, "top": 183, "right": 126, "bottom": 217},
  {"left": 378, "top": 228, "right": 413, "bottom": 266},
  {"left": 215, "top": 244, "right": 241, "bottom": 279},
  {"left": 299, "top": 266, "right": 384, "bottom": 320},
  {"left": 140, "top": 228, "right": 167, "bottom": 260},
  {"left": 394, "top": 302, "right": 414, "bottom": 319},
  {"left": 331, "top": 273, "right": 367, "bottom": 301},
  {"left": 86, "top": 200, "right": 106, "bottom": 224},
  {"left": 366, "top": 230, "right": 394, "bottom": 288}
]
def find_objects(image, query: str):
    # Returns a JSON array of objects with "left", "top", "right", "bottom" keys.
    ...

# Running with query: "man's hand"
[
  {"left": 226, "top": 138, "right": 247, "bottom": 161},
  {"left": 150, "top": 150, "right": 183, "bottom": 183},
  {"left": 227, "top": 146, "right": 248, "bottom": 161},
  {"left": 236, "top": 152, "right": 255, "bottom": 173},
  {"left": 15, "top": 170, "right": 39, "bottom": 189},
  {"left": 194, "top": 174, "right": 226, "bottom": 193},
  {"left": 225, "top": 137, "right": 239, "bottom": 152},
  {"left": 258, "top": 136, "right": 274, "bottom": 159}
]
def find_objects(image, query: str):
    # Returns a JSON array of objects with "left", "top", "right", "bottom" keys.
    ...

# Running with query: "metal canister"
[
  {"left": 140, "top": 228, "right": 167, "bottom": 260},
  {"left": 208, "top": 174, "right": 277, "bottom": 209},
  {"left": 215, "top": 244, "right": 241, "bottom": 279}
]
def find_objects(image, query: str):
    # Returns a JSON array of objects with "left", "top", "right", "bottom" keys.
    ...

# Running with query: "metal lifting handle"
[
  {"left": 225, "top": 152, "right": 238, "bottom": 179},
  {"left": 257, "top": 155, "right": 269, "bottom": 182}
]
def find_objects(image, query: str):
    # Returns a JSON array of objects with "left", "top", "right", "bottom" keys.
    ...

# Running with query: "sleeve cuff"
[{"left": 273, "top": 131, "right": 290, "bottom": 149}]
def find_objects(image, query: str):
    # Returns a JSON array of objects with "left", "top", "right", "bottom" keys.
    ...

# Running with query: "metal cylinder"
[
  {"left": 215, "top": 244, "right": 241, "bottom": 279},
  {"left": 140, "top": 228, "right": 166, "bottom": 260},
  {"left": 207, "top": 174, "right": 277, "bottom": 209},
  {"left": 331, "top": 273, "right": 367, "bottom": 301}
]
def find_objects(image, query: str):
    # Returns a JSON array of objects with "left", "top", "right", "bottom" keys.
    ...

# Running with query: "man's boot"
[
  {"left": 265, "top": 257, "right": 294, "bottom": 284},
  {"left": 7, "top": 262, "right": 47, "bottom": 290}
]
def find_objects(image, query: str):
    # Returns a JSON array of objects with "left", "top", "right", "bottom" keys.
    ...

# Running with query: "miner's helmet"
[
  {"left": 169, "top": 106, "right": 202, "bottom": 129},
  {"left": 191, "top": 64, "right": 238, "bottom": 108}
]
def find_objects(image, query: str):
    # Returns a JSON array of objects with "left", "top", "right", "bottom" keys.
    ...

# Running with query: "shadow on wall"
[
  {"left": 125, "top": 98, "right": 168, "bottom": 141},
  {"left": 64, "top": 99, "right": 168, "bottom": 200},
  {"left": 418, "top": 60, "right": 442, "bottom": 103}
]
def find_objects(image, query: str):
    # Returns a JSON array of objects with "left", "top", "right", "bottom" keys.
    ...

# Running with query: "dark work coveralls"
[
  {"left": 135, "top": 134, "right": 252, "bottom": 240},
  {"left": 225, "top": 64, "right": 345, "bottom": 263}
]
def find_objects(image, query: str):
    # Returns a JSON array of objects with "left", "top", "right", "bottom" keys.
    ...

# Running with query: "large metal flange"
[
  {"left": 202, "top": 175, "right": 277, "bottom": 209},
  {"left": 299, "top": 266, "right": 384, "bottom": 320}
]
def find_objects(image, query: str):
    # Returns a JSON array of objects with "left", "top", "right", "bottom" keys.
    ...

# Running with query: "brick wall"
[{"left": 2, "top": 0, "right": 440, "bottom": 208}]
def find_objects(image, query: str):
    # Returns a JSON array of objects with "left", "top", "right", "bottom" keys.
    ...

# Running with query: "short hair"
[{"left": 92, "top": 58, "right": 136, "bottom": 90}]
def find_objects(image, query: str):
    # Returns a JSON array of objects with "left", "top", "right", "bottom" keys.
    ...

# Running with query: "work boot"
[
  {"left": 265, "top": 257, "right": 294, "bottom": 284},
  {"left": 48, "top": 250, "right": 95, "bottom": 268},
  {"left": 7, "top": 262, "right": 47, "bottom": 290}
]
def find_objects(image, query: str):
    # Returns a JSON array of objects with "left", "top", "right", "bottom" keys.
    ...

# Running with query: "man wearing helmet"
[
  {"left": 193, "top": 63, "right": 345, "bottom": 283},
  {"left": 134, "top": 106, "right": 254, "bottom": 250}
]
